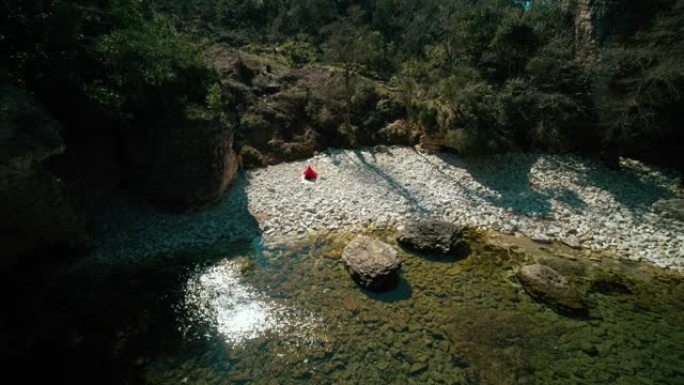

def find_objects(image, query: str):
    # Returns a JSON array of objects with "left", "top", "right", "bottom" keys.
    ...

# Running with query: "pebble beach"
[{"left": 93, "top": 147, "right": 684, "bottom": 269}]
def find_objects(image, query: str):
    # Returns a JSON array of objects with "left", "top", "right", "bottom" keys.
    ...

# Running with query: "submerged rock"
[
  {"left": 561, "top": 235, "right": 581, "bottom": 249},
  {"left": 445, "top": 308, "right": 568, "bottom": 385},
  {"left": 396, "top": 220, "right": 463, "bottom": 255},
  {"left": 589, "top": 273, "right": 632, "bottom": 295},
  {"left": 341, "top": 235, "right": 401, "bottom": 291},
  {"left": 517, "top": 264, "right": 587, "bottom": 315}
]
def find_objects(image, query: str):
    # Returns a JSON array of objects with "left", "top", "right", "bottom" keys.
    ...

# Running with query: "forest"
[{"left": 3, "top": 0, "right": 683, "bottom": 165}]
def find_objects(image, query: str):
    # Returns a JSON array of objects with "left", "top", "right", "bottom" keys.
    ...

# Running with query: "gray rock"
[
  {"left": 396, "top": 220, "right": 463, "bottom": 255},
  {"left": 652, "top": 199, "right": 684, "bottom": 222},
  {"left": 341, "top": 235, "right": 401, "bottom": 291},
  {"left": 517, "top": 264, "right": 587, "bottom": 315},
  {"left": 531, "top": 233, "right": 552, "bottom": 244},
  {"left": 561, "top": 234, "right": 582, "bottom": 249}
]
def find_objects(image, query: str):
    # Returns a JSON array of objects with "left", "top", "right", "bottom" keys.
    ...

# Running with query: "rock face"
[
  {"left": 204, "top": 45, "right": 403, "bottom": 164},
  {"left": 396, "top": 220, "right": 462, "bottom": 255},
  {"left": 652, "top": 199, "right": 684, "bottom": 222},
  {"left": 128, "top": 115, "right": 239, "bottom": 211},
  {"left": 0, "top": 86, "right": 86, "bottom": 264},
  {"left": 517, "top": 264, "right": 587, "bottom": 315},
  {"left": 341, "top": 235, "right": 401, "bottom": 291}
]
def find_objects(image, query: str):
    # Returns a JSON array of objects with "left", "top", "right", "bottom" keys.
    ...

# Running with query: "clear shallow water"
[{"left": 9, "top": 229, "right": 684, "bottom": 384}]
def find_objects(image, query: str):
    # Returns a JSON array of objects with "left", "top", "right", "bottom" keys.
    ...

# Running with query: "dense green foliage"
[
  {"left": 151, "top": 0, "right": 683, "bottom": 167},
  {"left": 2, "top": 0, "right": 682, "bottom": 172},
  {"left": 1, "top": 0, "right": 219, "bottom": 136},
  {"left": 596, "top": 0, "right": 684, "bottom": 168}
]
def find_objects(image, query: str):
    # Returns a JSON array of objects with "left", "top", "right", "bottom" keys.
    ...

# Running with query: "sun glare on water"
[{"left": 180, "top": 259, "right": 321, "bottom": 346}]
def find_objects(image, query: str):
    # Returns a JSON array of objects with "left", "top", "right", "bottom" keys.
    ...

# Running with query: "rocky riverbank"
[
  {"left": 248, "top": 147, "right": 682, "bottom": 269},
  {"left": 94, "top": 146, "right": 683, "bottom": 269}
]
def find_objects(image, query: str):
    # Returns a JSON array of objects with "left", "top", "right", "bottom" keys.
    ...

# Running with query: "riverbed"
[{"left": 10, "top": 227, "right": 684, "bottom": 384}]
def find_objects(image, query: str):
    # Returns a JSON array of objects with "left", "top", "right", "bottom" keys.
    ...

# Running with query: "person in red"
[{"left": 303, "top": 166, "right": 318, "bottom": 181}]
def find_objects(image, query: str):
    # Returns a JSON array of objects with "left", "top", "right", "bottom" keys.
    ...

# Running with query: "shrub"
[
  {"left": 239, "top": 145, "right": 267, "bottom": 168},
  {"left": 437, "top": 80, "right": 510, "bottom": 156},
  {"left": 93, "top": 18, "right": 216, "bottom": 122},
  {"left": 595, "top": 1, "right": 684, "bottom": 167},
  {"left": 487, "top": 15, "right": 540, "bottom": 82},
  {"left": 495, "top": 78, "right": 537, "bottom": 149},
  {"left": 445, "top": 127, "right": 510, "bottom": 157}
]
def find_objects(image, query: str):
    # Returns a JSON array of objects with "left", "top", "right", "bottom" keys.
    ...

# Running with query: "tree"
[
  {"left": 596, "top": 0, "right": 684, "bottom": 171},
  {"left": 93, "top": 17, "right": 214, "bottom": 122},
  {"left": 285, "top": 0, "right": 338, "bottom": 36},
  {"left": 391, "top": 59, "right": 422, "bottom": 129},
  {"left": 323, "top": 6, "right": 374, "bottom": 142}
]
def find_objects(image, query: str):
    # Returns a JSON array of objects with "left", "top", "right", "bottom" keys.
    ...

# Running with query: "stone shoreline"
[{"left": 93, "top": 147, "right": 684, "bottom": 269}]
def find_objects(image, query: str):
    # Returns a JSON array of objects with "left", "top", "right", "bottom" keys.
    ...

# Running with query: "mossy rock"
[
  {"left": 239, "top": 145, "right": 267, "bottom": 168},
  {"left": 517, "top": 264, "right": 587, "bottom": 316},
  {"left": 589, "top": 272, "right": 633, "bottom": 295}
]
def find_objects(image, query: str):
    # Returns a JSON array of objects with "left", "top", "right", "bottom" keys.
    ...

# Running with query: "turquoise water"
[{"left": 10, "top": 229, "right": 684, "bottom": 384}]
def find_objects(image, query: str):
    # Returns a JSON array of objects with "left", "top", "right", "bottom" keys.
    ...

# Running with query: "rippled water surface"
[{"left": 11, "top": 229, "right": 684, "bottom": 384}]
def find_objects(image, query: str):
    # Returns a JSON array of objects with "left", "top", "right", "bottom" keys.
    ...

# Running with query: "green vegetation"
[
  {"left": 1, "top": 0, "right": 220, "bottom": 137},
  {"left": 92, "top": 18, "right": 216, "bottom": 123},
  {"left": 2, "top": 0, "right": 682, "bottom": 172},
  {"left": 596, "top": 1, "right": 684, "bottom": 170}
]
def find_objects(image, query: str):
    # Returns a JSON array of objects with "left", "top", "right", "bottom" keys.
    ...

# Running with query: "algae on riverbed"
[
  {"left": 148, "top": 228, "right": 684, "bottom": 385},
  {"left": 10, "top": 228, "right": 684, "bottom": 385}
]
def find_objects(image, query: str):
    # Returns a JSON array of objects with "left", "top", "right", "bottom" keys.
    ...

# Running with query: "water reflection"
[
  {"left": 155, "top": 230, "right": 684, "bottom": 384},
  {"left": 181, "top": 258, "right": 323, "bottom": 346}
]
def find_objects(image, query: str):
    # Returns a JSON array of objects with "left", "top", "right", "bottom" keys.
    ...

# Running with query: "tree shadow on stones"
[
  {"left": 349, "top": 149, "right": 430, "bottom": 216},
  {"left": 574, "top": 157, "right": 678, "bottom": 214},
  {"left": 433, "top": 153, "right": 588, "bottom": 216}
]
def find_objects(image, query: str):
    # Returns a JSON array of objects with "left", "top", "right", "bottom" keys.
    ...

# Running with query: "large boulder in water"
[
  {"left": 341, "top": 235, "right": 401, "bottom": 291},
  {"left": 396, "top": 220, "right": 463, "bottom": 255},
  {"left": 517, "top": 264, "right": 587, "bottom": 315}
]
